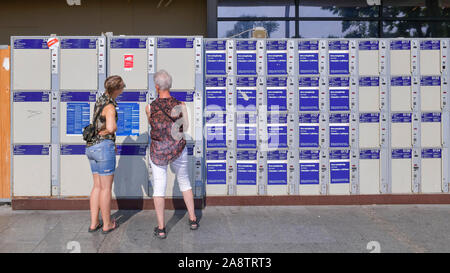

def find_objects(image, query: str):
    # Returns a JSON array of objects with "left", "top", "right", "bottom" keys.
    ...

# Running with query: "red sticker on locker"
[
  {"left": 47, "top": 38, "right": 59, "bottom": 49},
  {"left": 124, "top": 54, "right": 134, "bottom": 70}
]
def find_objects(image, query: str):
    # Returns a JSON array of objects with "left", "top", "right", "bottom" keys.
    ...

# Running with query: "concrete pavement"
[{"left": 0, "top": 203, "right": 448, "bottom": 253}]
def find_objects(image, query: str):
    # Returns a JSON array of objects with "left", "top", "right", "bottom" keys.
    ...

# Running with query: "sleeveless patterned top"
[
  {"left": 86, "top": 93, "right": 118, "bottom": 147},
  {"left": 149, "top": 96, "right": 186, "bottom": 166}
]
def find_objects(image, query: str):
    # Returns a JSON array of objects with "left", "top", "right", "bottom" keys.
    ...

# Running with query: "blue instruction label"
[
  {"left": 300, "top": 149, "right": 320, "bottom": 160},
  {"left": 14, "top": 92, "right": 49, "bottom": 102},
  {"left": 266, "top": 40, "right": 287, "bottom": 50},
  {"left": 116, "top": 103, "right": 140, "bottom": 136},
  {"left": 205, "top": 77, "right": 227, "bottom": 87},
  {"left": 299, "top": 53, "right": 319, "bottom": 75},
  {"left": 207, "top": 162, "right": 227, "bottom": 184},
  {"left": 421, "top": 112, "right": 441, "bottom": 122},
  {"left": 268, "top": 163, "right": 287, "bottom": 185},
  {"left": 267, "top": 89, "right": 287, "bottom": 111},
  {"left": 420, "top": 40, "right": 440, "bottom": 50},
  {"left": 157, "top": 38, "right": 194, "bottom": 48},
  {"left": 267, "top": 113, "right": 288, "bottom": 124},
  {"left": 60, "top": 91, "right": 96, "bottom": 102},
  {"left": 392, "top": 113, "right": 412, "bottom": 123},
  {"left": 116, "top": 145, "right": 147, "bottom": 156},
  {"left": 170, "top": 91, "right": 194, "bottom": 102},
  {"left": 391, "top": 76, "right": 411, "bottom": 86},
  {"left": 66, "top": 103, "right": 90, "bottom": 135},
  {"left": 359, "top": 76, "right": 379, "bottom": 86},
  {"left": 330, "top": 126, "right": 349, "bottom": 148},
  {"left": 299, "top": 89, "right": 319, "bottom": 111},
  {"left": 421, "top": 76, "right": 440, "bottom": 86},
  {"left": 267, "top": 77, "right": 287, "bottom": 87},
  {"left": 14, "top": 39, "right": 48, "bottom": 49},
  {"left": 206, "top": 53, "right": 226, "bottom": 75},
  {"left": 392, "top": 149, "right": 412, "bottom": 159},
  {"left": 110, "top": 38, "right": 146, "bottom": 49},
  {"left": 236, "top": 77, "right": 257, "bottom": 87},
  {"left": 237, "top": 163, "right": 257, "bottom": 185},
  {"left": 330, "top": 161, "right": 350, "bottom": 184},
  {"left": 329, "top": 53, "right": 349, "bottom": 75},
  {"left": 298, "top": 40, "right": 319, "bottom": 50},
  {"left": 206, "top": 89, "right": 226, "bottom": 111},
  {"left": 268, "top": 126, "right": 288, "bottom": 148},
  {"left": 237, "top": 113, "right": 257, "bottom": 124},
  {"left": 300, "top": 162, "right": 320, "bottom": 185},
  {"left": 236, "top": 40, "right": 257, "bottom": 50},
  {"left": 329, "top": 89, "right": 350, "bottom": 111},
  {"left": 299, "top": 125, "right": 319, "bottom": 148},
  {"left": 60, "top": 145, "right": 86, "bottom": 155},
  {"left": 237, "top": 126, "right": 257, "bottom": 149},
  {"left": 237, "top": 53, "right": 257, "bottom": 75},
  {"left": 61, "top": 38, "right": 96, "bottom": 49},
  {"left": 360, "top": 149, "right": 380, "bottom": 159},
  {"left": 359, "top": 41, "right": 379, "bottom": 50},
  {"left": 237, "top": 89, "right": 257, "bottom": 111},
  {"left": 422, "top": 148, "right": 441, "bottom": 158},
  {"left": 267, "top": 53, "right": 287, "bottom": 75},
  {"left": 390, "top": 40, "right": 411, "bottom": 50},
  {"left": 205, "top": 40, "right": 226, "bottom": 51},
  {"left": 329, "top": 40, "right": 349, "bottom": 50},
  {"left": 206, "top": 125, "right": 226, "bottom": 148},
  {"left": 14, "top": 145, "right": 50, "bottom": 155},
  {"left": 360, "top": 113, "right": 380, "bottom": 123}
]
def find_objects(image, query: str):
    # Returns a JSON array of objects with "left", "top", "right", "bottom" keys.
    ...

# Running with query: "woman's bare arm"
[
  {"left": 181, "top": 102, "right": 189, "bottom": 132},
  {"left": 98, "top": 104, "right": 117, "bottom": 135}
]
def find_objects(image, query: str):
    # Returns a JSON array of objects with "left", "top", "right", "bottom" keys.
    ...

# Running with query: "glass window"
[
  {"left": 299, "top": 21, "right": 378, "bottom": 38},
  {"left": 383, "top": 20, "right": 450, "bottom": 37},
  {"left": 299, "top": 0, "right": 379, "bottom": 18},
  {"left": 383, "top": 0, "right": 450, "bottom": 18},
  {"left": 218, "top": 21, "right": 296, "bottom": 38},
  {"left": 218, "top": 0, "right": 295, "bottom": 18}
]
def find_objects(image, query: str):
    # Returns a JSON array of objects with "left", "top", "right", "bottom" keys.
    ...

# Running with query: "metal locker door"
[
  {"left": 12, "top": 38, "right": 51, "bottom": 91},
  {"left": 421, "top": 149, "right": 443, "bottom": 193},
  {"left": 390, "top": 40, "right": 411, "bottom": 75},
  {"left": 299, "top": 150, "right": 321, "bottom": 195},
  {"left": 391, "top": 149, "right": 413, "bottom": 194},
  {"left": 113, "top": 144, "right": 149, "bottom": 198},
  {"left": 205, "top": 150, "right": 228, "bottom": 196},
  {"left": 359, "top": 149, "right": 380, "bottom": 194},
  {"left": 59, "top": 145, "right": 91, "bottom": 196},
  {"left": 420, "top": 40, "right": 441, "bottom": 75},
  {"left": 359, "top": 77, "right": 380, "bottom": 112},
  {"left": 13, "top": 145, "right": 51, "bottom": 196},
  {"left": 358, "top": 40, "right": 379, "bottom": 76}
]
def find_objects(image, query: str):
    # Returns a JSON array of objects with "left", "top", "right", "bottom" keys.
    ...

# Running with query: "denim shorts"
[{"left": 86, "top": 139, "right": 116, "bottom": 176}]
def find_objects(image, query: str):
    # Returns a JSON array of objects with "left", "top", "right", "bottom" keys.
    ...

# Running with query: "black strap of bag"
[
  {"left": 82, "top": 102, "right": 111, "bottom": 142},
  {"left": 152, "top": 100, "right": 177, "bottom": 123}
]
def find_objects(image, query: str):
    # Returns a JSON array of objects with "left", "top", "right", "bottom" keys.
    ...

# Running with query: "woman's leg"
[
  {"left": 172, "top": 149, "right": 196, "bottom": 222},
  {"left": 99, "top": 174, "right": 115, "bottom": 231},
  {"left": 150, "top": 159, "right": 168, "bottom": 233},
  {"left": 89, "top": 173, "right": 101, "bottom": 229}
]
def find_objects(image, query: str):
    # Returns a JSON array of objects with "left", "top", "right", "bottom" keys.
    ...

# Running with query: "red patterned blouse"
[{"left": 149, "top": 97, "right": 187, "bottom": 166}]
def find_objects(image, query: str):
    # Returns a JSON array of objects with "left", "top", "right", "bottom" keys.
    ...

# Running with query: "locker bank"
[{"left": 7, "top": 36, "right": 450, "bottom": 210}]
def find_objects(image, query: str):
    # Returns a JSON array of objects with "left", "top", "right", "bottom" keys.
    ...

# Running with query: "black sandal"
[
  {"left": 189, "top": 219, "right": 199, "bottom": 230},
  {"left": 154, "top": 227, "right": 167, "bottom": 239},
  {"left": 88, "top": 223, "right": 103, "bottom": 233},
  {"left": 101, "top": 219, "right": 119, "bottom": 235}
]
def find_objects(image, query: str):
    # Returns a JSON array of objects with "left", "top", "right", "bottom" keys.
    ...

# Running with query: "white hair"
[{"left": 154, "top": 70, "right": 172, "bottom": 90}]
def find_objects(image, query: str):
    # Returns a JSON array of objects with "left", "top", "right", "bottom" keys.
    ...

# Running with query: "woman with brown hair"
[{"left": 86, "top": 75, "right": 124, "bottom": 234}]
